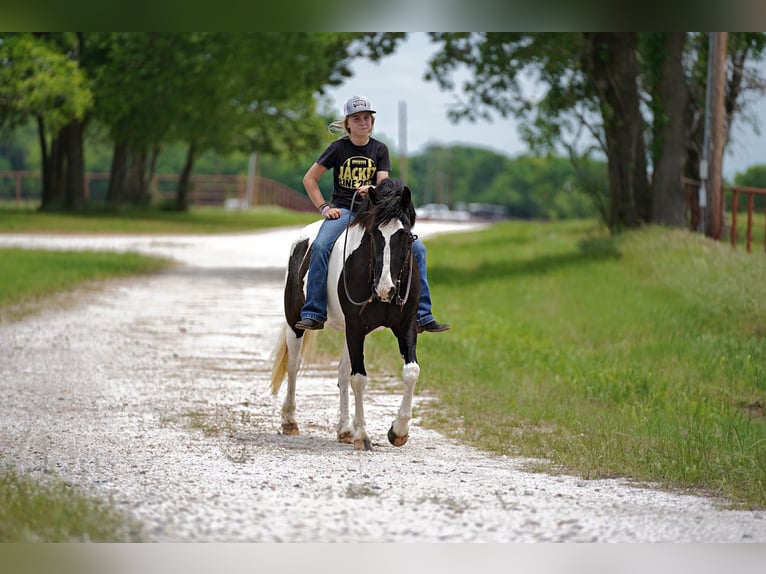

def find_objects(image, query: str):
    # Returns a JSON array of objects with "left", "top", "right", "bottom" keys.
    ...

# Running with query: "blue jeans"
[{"left": 301, "top": 208, "right": 436, "bottom": 326}]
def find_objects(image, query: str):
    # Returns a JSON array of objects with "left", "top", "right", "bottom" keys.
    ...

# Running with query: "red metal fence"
[
  {"left": 729, "top": 185, "right": 766, "bottom": 253},
  {"left": 0, "top": 171, "right": 315, "bottom": 213},
  {"left": 685, "top": 178, "right": 766, "bottom": 254}
]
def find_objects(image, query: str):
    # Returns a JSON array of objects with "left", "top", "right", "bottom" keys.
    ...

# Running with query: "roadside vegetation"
[
  {"left": 0, "top": 204, "right": 317, "bottom": 234},
  {"left": 0, "top": 248, "right": 171, "bottom": 324},
  {"left": 0, "top": 469, "right": 143, "bottom": 542},
  {"left": 354, "top": 219, "right": 766, "bottom": 508}
]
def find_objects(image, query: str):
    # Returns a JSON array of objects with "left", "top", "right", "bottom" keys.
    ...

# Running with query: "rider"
[{"left": 295, "top": 95, "right": 450, "bottom": 334}]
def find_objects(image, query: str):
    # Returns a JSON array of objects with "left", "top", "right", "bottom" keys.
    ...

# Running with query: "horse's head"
[{"left": 352, "top": 178, "right": 417, "bottom": 304}]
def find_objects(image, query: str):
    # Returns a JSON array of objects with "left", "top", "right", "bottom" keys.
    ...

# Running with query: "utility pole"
[
  {"left": 706, "top": 32, "right": 728, "bottom": 240},
  {"left": 398, "top": 100, "right": 408, "bottom": 185}
]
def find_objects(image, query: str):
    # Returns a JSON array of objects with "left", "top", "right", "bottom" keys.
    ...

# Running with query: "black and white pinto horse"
[{"left": 270, "top": 178, "right": 420, "bottom": 450}]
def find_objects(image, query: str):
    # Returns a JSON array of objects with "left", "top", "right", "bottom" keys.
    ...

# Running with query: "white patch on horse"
[
  {"left": 375, "top": 220, "right": 403, "bottom": 302},
  {"left": 325, "top": 225, "right": 363, "bottom": 331}
]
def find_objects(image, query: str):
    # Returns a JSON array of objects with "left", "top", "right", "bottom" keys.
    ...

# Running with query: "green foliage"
[
  {"left": 735, "top": 165, "right": 766, "bottom": 188},
  {"left": 732, "top": 165, "right": 766, "bottom": 211},
  {"left": 424, "top": 32, "right": 766, "bottom": 231},
  {"left": 408, "top": 146, "right": 604, "bottom": 220},
  {"left": 83, "top": 32, "right": 371, "bottom": 160},
  {"left": 0, "top": 34, "right": 92, "bottom": 133}
]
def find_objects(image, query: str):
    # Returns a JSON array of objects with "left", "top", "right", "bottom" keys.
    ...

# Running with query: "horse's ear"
[
  {"left": 401, "top": 185, "right": 412, "bottom": 207},
  {"left": 368, "top": 185, "right": 379, "bottom": 204},
  {"left": 402, "top": 185, "right": 416, "bottom": 225}
]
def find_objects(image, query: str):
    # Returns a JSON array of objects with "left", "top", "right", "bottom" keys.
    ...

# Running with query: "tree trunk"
[
  {"left": 146, "top": 146, "right": 161, "bottom": 204},
  {"left": 40, "top": 130, "right": 66, "bottom": 211},
  {"left": 63, "top": 119, "right": 86, "bottom": 211},
  {"left": 37, "top": 115, "right": 52, "bottom": 211},
  {"left": 126, "top": 148, "right": 149, "bottom": 206},
  {"left": 106, "top": 141, "right": 129, "bottom": 208},
  {"left": 584, "top": 32, "right": 650, "bottom": 232},
  {"left": 706, "top": 32, "right": 728, "bottom": 240},
  {"left": 650, "top": 33, "right": 689, "bottom": 227},
  {"left": 176, "top": 141, "right": 196, "bottom": 211}
]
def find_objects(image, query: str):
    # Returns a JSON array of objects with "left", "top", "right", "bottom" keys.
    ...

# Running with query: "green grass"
[
  {"left": 351, "top": 219, "right": 766, "bottom": 508},
  {"left": 0, "top": 248, "right": 173, "bottom": 323},
  {"left": 0, "top": 469, "right": 143, "bottom": 541},
  {"left": 0, "top": 204, "right": 317, "bottom": 234}
]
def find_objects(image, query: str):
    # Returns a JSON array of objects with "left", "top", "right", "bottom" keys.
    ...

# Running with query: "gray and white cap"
[{"left": 343, "top": 96, "right": 376, "bottom": 117}]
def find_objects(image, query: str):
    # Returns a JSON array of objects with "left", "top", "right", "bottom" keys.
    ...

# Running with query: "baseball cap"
[{"left": 343, "top": 96, "right": 376, "bottom": 117}]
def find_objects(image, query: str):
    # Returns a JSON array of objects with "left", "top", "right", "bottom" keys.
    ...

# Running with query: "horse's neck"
[{"left": 338, "top": 225, "right": 366, "bottom": 262}]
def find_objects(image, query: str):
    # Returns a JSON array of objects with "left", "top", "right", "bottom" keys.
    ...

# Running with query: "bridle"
[{"left": 341, "top": 188, "right": 416, "bottom": 310}]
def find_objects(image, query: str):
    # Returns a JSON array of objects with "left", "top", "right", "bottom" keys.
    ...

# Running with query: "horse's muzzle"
[{"left": 375, "top": 286, "right": 396, "bottom": 303}]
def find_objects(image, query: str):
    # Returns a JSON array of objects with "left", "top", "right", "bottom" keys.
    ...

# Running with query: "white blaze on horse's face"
[{"left": 374, "top": 219, "right": 404, "bottom": 302}]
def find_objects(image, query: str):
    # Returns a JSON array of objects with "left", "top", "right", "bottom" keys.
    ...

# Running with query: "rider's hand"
[{"left": 324, "top": 207, "right": 341, "bottom": 220}]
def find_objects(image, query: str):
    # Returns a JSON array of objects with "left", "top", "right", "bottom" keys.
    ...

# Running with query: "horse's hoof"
[
  {"left": 387, "top": 425, "right": 408, "bottom": 447},
  {"left": 337, "top": 431, "right": 354, "bottom": 444},
  {"left": 353, "top": 438, "right": 372, "bottom": 451},
  {"left": 281, "top": 422, "right": 300, "bottom": 436}
]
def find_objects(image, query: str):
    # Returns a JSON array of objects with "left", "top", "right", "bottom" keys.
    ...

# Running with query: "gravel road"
[{"left": 1, "top": 223, "right": 765, "bottom": 542}]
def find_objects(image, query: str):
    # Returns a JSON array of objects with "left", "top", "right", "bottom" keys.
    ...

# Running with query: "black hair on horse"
[{"left": 351, "top": 178, "right": 416, "bottom": 231}]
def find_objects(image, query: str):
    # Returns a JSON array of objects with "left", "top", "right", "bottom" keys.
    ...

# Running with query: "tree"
[
  {"left": 425, "top": 33, "right": 647, "bottom": 231},
  {"left": 85, "top": 32, "right": 385, "bottom": 210},
  {"left": 424, "top": 32, "right": 766, "bottom": 234},
  {"left": 641, "top": 33, "right": 689, "bottom": 228},
  {"left": 0, "top": 33, "right": 92, "bottom": 210}
]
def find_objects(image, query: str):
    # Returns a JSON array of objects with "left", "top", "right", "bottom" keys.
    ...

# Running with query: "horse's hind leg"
[
  {"left": 280, "top": 328, "right": 304, "bottom": 435},
  {"left": 336, "top": 342, "right": 354, "bottom": 443}
]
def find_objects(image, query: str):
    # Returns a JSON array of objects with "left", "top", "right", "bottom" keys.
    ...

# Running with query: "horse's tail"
[
  {"left": 270, "top": 325, "right": 317, "bottom": 396},
  {"left": 270, "top": 325, "right": 289, "bottom": 396}
]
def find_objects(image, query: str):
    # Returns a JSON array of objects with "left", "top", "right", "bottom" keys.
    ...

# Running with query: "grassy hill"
[{"left": 360, "top": 219, "right": 766, "bottom": 508}]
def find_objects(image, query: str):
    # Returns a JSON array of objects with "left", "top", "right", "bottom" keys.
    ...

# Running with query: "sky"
[
  {"left": 325, "top": 33, "right": 766, "bottom": 180},
  {"left": 324, "top": 33, "right": 527, "bottom": 159}
]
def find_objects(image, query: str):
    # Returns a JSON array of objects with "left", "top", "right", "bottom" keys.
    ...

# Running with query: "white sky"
[
  {"left": 324, "top": 33, "right": 527, "bottom": 160},
  {"left": 325, "top": 32, "right": 766, "bottom": 180}
]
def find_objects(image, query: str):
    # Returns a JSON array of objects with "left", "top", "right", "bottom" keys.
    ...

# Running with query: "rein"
[{"left": 341, "top": 189, "right": 416, "bottom": 310}]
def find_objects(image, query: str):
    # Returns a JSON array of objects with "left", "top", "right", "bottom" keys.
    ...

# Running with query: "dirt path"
[{"left": 1, "top": 224, "right": 764, "bottom": 542}]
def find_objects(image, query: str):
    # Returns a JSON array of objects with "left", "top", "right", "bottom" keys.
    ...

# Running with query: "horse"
[{"left": 270, "top": 178, "right": 421, "bottom": 451}]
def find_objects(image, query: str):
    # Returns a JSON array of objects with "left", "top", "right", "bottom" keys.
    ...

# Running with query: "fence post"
[
  {"left": 747, "top": 192, "right": 755, "bottom": 253},
  {"left": 15, "top": 173, "right": 22, "bottom": 207},
  {"left": 730, "top": 189, "right": 739, "bottom": 248}
]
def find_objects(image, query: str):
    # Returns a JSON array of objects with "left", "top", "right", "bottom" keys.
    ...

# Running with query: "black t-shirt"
[{"left": 316, "top": 136, "right": 391, "bottom": 209}]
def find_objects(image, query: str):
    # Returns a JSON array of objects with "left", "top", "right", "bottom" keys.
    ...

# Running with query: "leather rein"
[{"left": 341, "top": 189, "right": 416, "bottom": 310}]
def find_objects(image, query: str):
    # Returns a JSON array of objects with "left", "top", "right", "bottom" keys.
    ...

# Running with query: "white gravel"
[{"left": 1, "top": 222, "right": 765, "bottom": 542}]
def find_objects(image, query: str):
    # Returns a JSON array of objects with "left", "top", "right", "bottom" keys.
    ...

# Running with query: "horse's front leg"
[
  {"left": 388, "top": 323, "right": 420, "bottom": 447},
  {"left": 336, "top": 340, "right": 354, "bottom": 443},
  {"left": 346, "top": 325, "right": 371, "bottom": 451}
]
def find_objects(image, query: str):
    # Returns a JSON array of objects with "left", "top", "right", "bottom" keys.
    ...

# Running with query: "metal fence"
[{"left": 685, "top": 178, "right": 766, "bottom": 253}]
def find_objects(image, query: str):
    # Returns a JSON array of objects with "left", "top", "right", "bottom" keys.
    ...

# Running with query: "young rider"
[{"left": 295, "top": 95, "right": 449, "bottom": 334}]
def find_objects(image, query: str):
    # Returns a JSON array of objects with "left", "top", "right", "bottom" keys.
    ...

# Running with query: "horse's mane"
[{"left": 351, "top": 178, "right": 416, "bottom": 231}]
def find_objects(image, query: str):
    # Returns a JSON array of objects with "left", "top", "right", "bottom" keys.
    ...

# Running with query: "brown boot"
[{"left": 417, "top": 320, "right": 450, "bottom": 333}]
